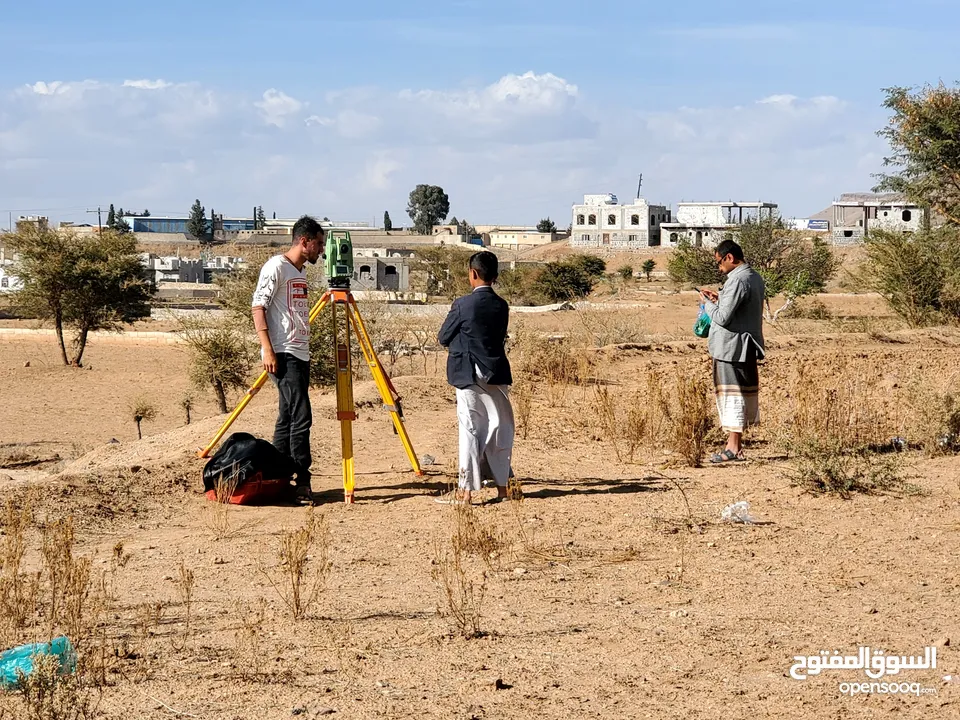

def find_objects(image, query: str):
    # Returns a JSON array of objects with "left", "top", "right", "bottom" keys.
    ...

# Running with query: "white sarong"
[{"left": 456, "top": 377, "right": 514, "bottom": 492}]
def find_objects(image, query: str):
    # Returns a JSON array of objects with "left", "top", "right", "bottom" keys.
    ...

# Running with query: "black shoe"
[{"left": 294, "top": 485, "right": 314, "bottom": 505}]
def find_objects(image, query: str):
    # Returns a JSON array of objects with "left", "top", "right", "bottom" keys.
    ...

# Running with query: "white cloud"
[
  {"left": 123, "top": 79, "right": 172, "bottom": 90},
  {"left": 255, "top": 89, "right": 303, "bottom": 127},
  {"left": 0, "top": 74, "right": 888, "bottom": 226},
  {"left": 30, "top": 81, "right": 65, "bottom": 95}
]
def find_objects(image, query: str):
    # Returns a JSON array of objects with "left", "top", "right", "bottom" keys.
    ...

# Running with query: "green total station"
[{"left": 324, "top": 230, "right": 354, "bottom": 288}]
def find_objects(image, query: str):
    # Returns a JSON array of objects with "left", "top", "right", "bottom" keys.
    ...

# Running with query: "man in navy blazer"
[{"left": 437, "top": 251, "right": 514, "bottom": 505}]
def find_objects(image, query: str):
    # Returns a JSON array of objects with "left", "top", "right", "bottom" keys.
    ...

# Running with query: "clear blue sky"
[{"left": 2, "top": 0, "right": 957, "bottom": 225}]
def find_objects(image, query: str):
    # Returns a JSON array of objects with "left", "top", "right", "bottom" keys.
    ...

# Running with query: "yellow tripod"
[{"left": 198, "top": 286, "right": 423, "bottom": 503}]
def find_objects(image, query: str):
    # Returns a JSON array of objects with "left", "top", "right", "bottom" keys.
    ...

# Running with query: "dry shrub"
[
  {"left": 172, "top": 561, "right": 195, "bottom": 650},
  {"left": 508, "top": 322, "right": 591, "bottom": 406},
  {"left": 0, "top": 500, "right": 34, "bottom": 644},
  {"left": 451, "top": 503, "right": 503, "bottom": 569},
  {"left": 669, "top": 373, "right": 715, "bottom": 467},
  {"left": 14, "top": 651, "right": 99, "bottom": 720},
  {"left": 233, "top": 598, "right": 269, "bottom": 681},
  {"left": 129, "top": 399, "right": 157, "bottom": 441},
  {"left": 512, "top": 377, "right": 534, "bottom": 440},
  {"left": 901, "top": 379, "right": 960, "bottom": 455},
  {"left": 261, "top": 509, "right": 331, "bottom": 620},
  {"left": 431, "top": 539, "right": 486, "bottom": 639},
  {"left": 204, "top": 468, "right": 240, "bottom": 541},
  {"left": 782, "top": 362, "right": 905, "bottom": 497},
  {"left": 588, "top": 368, "right": 713, "bottom": 466},
  {"left": 1, "top": 512, "right": 113, "bottom": 719},
  {"left": 572, "top": 308, "right": 646, "bottom": 347},
  {"left": 782, "top": 298, "right": 832, "bottom": 320}
]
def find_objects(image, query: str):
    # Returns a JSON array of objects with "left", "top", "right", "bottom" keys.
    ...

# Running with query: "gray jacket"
[{"left": 703, "top": 263, "right": 766, "bottom": 362}]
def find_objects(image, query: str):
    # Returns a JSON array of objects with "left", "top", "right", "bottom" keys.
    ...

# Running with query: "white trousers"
[{"left": 456, "top": 380, "right": 515, "bottom": 492}]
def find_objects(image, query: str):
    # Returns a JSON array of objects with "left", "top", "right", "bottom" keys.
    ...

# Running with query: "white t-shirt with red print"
[{"left": 251, "top": 255, "right": 310, "bottom": 362}]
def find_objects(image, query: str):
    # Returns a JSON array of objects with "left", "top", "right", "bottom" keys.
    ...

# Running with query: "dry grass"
[
  {"left": 512, "top": 377, "right": 534, "bottom": 440},
  {"left": 0, "top": 507, "right": 115, "bottom": 719},
  {"left": 668, "top": 373, "right": 715, "bottom": 468},
  {"left": 585, "top": 368, "right": 714, "bottom": 467},
  {"left": 900, "top": 378, "right": 960, "bottom": 455},
  {"left": 261, "top": 509, "right": 331, "bottom": 620},
  {"left": 508, "top": 322, "right": 591, "bottom": 406},
  {"left": 204, "top": 468, "right": 240, "bottom": 541},
  {"left": 780, "top": 361, "right": 906, "bottom": 497},
  {"left": 431, "top": 538, "right": 487, "bottom": 640},
  {"left": 572, "top": 308, "right": 646, "bottom": 347},
  {"left": 172, "top": 561, "right": 195, "bottom": 650},
  {"left": 232, "top": 598, "right": 269, "bottom": 681}
]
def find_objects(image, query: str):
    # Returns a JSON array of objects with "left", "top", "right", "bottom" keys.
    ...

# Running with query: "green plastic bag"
[{"left": 693, "top": 305, "right": 711, "bottom": 338}]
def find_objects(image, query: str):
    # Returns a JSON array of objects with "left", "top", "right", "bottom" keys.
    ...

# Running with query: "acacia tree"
[
  {"left": 407, "top": 185, "right": 450, "bottom": 235},
  {"left": 412, "top": 246, "right": 471, "bottom": 298},
  {"left": 874, "top": 83, "right": 960, "bottom": 224},
  {"left": 667, "top": 217, "right": 837, "bottom": 322},
  {"left": 10, "top": 227, "right": 153, "bottom": 366},
  {"left": 178, "top": 317, "right": 256, "bottom": 413}
]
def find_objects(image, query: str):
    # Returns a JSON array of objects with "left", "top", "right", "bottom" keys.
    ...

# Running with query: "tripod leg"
[
  {"left": 346, "top": 298, "right": 423, "bottom": 476},
  {"left": 197, "top": 292, "right": 332, "bottom": 458},
  {"left": 333, "top": 299, "right": 356, "bottom": 503}
]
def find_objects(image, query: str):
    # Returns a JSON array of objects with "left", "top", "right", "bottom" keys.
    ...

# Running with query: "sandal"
[{"left": 709, "top": 449, "right": 744, "bottom": 464}]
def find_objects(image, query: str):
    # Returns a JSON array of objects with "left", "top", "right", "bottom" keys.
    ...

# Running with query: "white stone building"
[
  {"left": 570, "top": 194, "right": 670, "bottom": 249},
  {"left": 662, "top": 201, "right": 778, "bottom": 247},
  {"left": 830, "top": 193, "right": 923, "bottom": 244}
]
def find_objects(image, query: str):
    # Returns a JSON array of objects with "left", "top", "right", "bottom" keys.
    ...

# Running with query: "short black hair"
[
  {"left": 292, "top": 215, "right": 325, "bottom": 244},
  {"left": 469, "top": 251, "right": 499, "bottom": 282},
  {"left": 714, "top": 238, "right": 744, "bottom": 262}
]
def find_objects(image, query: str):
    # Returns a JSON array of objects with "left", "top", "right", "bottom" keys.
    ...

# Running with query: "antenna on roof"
[{"left": 636, "top": 173, "right": 643, "bottom": 199}]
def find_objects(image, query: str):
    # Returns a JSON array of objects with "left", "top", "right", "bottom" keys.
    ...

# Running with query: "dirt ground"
[{"left": 0, "top": 291, "right": 958, "bottom": 719}]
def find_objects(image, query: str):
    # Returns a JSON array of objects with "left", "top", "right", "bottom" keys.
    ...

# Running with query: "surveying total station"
[{"left": 198, "top": 230, "right": 423, "bottom": 503}]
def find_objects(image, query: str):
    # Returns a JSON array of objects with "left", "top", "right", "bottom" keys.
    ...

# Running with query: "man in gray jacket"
[{"left": 699, "top": 239, "right": 765, "bottom": 463}]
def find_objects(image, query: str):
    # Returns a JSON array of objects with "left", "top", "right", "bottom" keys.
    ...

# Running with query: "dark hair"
[
  {"left": 292, "top": 215, "right": 325, "bottom": 244},
  {"left": 469, "top": 251, "right": 499, "bottom": 282},
  {"left": 714, "top": 239, "right": 744, "bottom": 262}
]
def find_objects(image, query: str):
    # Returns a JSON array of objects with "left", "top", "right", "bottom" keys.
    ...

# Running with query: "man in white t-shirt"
[{"left": 251, "top": 215, "right": 325, "bottom": 502}]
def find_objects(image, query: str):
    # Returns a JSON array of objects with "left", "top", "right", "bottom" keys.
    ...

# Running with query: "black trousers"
[{"left": 270, "top": 353, "right": 312, "bottom": 487}]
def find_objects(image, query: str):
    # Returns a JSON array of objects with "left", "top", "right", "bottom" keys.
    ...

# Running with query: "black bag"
[{"left": 201, "top": 432, "right": 299, "bottom": 492}]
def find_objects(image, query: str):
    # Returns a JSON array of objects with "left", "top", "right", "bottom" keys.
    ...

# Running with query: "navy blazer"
[{"left": 437, "top": 286, "right": 513, "bottom": 389}]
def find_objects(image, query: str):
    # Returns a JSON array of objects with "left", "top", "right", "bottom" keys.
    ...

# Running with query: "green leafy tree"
[
  {"left": 667, "top": 239, "right": 723, "bottom": 286},
  {"left": 217, "top": 255, "right": 336, "bottom": 388},
  {"left": 859, "top": 226, "right": 960, "bottom": 327},
  {"left": 256, "top": 206, "right": 267, "bottom": 230},
  {"left": 106, "top": 204, "right": 116, "bottom": 230},
  {"left": 10, "top": 227, "right": 153, "bottom": 366},
  {"left": 413, "top": 246, "right": 471, "bottom": 298},
  {"left": 407, "top": 184, "right": 450, "bottom": 235},
  {"left": 533, "top": 261, "right": 596, "bottom": 302},
  {"left": 383, "top": 211, "right": 393, "bottom": 232},
  {"left": 448, "top": 216, "right": 459, "bottom": 227},
  {"left": 668, "top": 217, "right": 838, "bottom": 321},
  {"left": 618, "top": 265, "right": 633, "bottom": 280},
  {"left": 537, "top": 218, "right": 557, "bottom": 233},
  {"left": 641, "top": 259, "right": 656, "bottom": 281},
  {"left": 187, "top": 199, "right": 208, "bottom": 242},
  {"left": 178, "top": 316, "right": 256, "bottom": 413},
  {"left": 874, "top": 83, "right": 960, "bottom": 224},
  {"left": 567, "top": 254, "right": 606, "bottom": 278}
]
